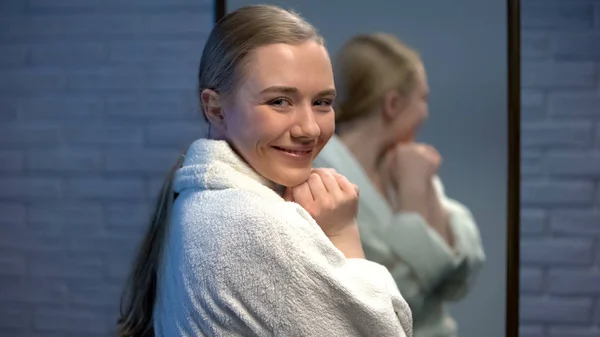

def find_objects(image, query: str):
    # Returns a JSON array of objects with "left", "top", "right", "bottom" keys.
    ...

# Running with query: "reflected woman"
[{"left": 313, "top": 33, "right": 485, "bottom": 337}]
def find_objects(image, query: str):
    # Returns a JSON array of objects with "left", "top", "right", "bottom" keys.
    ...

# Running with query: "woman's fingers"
[
  {"left": 292, "top": 179, "right": 315, "bottom": 204},
  {"left": 314, "top": 169, "right": 341, "bottom": 195},
  {"left": 333, "top": 172, "right": 357, "bottom": 194},
  {"left": 306, "top": 172, "right": 328, "bottom": 200}
]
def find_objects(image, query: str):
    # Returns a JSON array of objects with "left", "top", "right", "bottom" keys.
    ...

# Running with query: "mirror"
[{"left": 221, "top": 1, "right": 520, "bottom": 337}]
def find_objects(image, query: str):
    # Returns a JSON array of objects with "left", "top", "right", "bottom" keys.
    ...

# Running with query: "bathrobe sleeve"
[
  {"left": 173, "top": 191, "right": 413, "bottom": 337},
  {"left": 379, "top": 176, "right": 485, "bottom": 312}
]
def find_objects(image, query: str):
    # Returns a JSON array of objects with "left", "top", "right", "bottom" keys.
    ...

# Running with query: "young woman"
[
  {"left": 313, "top": 33, "right": 485, "bottom": 337},
  {"left": 118, "top": 6, "right": 412, "bottom": 337}
]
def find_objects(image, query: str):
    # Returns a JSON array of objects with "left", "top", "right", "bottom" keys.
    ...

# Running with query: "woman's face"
[
  {"left": 388, "top": 63, "right": 430, "bottom": 144},
  {"left": 222, "top": 41, "right": 336, "bottom": 187}
]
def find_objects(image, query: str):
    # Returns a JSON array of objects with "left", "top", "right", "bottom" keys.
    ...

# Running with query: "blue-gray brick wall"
[
  {"left": 520, "top": 1, "right": 600, "bottom": 336},
  {"left": 0, "top": 0, "right": 212, "bottom": 336}
]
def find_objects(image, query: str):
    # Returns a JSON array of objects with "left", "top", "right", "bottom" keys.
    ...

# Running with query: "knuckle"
[
  {"left": 311, "top": 208, "right": 321, "bottom": 217},
  {"left": 323, "top": 198, "right": 336, "bottom": 211},
  {"left": 323, "top": 199, "right": 334, "bottom": 210}
]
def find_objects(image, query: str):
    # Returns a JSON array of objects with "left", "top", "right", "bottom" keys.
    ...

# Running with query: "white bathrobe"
[
  {"left": 313, "top": 135, "right": 485, "bottom": 337},
  {"left": 153, "top": 138, "right": 413, "bottom": 337}
]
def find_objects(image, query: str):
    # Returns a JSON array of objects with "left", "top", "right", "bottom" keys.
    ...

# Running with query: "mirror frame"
[
  {"left": 214, "top": 1, "right": 521, "bottom": 336},
  {"left": 507, "top": 0, "right": 520, "bottom": 336}
]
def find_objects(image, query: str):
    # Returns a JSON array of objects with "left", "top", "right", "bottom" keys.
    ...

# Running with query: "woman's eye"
[
  {"left": 269, "top": 98, "right": 291, "bottom": 107},
  {"left": 314, "top": 99, "right": 333, "bottom": 107}
]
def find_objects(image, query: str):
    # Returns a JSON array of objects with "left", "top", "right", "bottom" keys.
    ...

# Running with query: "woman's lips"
[{"left": 272, "top": 146, "right": 314, "bottom": 157}]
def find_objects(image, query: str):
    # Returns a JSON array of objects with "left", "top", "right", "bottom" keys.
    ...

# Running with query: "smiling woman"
[
  {"left": 117, "top": 4, "right": 413, "bottom": 337},
  {"left": 201, "top": 41, "right": 337, "bottom": 187}
]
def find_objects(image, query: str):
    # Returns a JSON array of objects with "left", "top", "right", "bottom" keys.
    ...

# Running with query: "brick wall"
[
  {"left": 520, "top": 1, "right": 600, "bottom": 337},
  {"left": 0, "top": 0, "right": 212, "bottom": 336}
]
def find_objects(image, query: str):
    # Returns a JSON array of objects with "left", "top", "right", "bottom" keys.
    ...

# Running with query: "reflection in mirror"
[{"left": 224, "top": 1, "right": 510, "bottom": 337}]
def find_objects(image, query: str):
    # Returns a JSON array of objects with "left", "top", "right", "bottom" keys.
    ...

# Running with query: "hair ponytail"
[{"left": 117, "top": 154, "right": 185, "bottom": 337}]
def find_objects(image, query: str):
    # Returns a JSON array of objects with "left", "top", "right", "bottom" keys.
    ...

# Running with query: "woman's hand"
[
  {"left": 381, "top": 143, "right": 454, "bottom": 246},
  {"left": 379, "top": 143, "right": 440, "bottom": 212},
  {"left": 382, "top": 143, "right": 441, "bottom": 193},
  {"left": 284, "top": 168, "right": 365, "bottom": 258}
]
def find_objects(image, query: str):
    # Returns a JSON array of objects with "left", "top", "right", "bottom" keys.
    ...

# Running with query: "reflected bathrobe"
[{"left": 313, "top": 135, "right": 485, "bottom": 337}]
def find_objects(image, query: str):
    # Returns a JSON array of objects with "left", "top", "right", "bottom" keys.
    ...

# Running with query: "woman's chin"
[{"left": 268, "top": 168, "right": 312, "bottom": 188}]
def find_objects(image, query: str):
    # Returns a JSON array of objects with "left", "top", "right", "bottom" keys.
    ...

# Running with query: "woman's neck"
[{"left": 337, "top": 120, "right": 388, "bottom": 198}]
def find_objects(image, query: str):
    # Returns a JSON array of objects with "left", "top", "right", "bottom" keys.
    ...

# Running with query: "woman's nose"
[{"left": 290, "top": 107, "right": 320, "bottom": 140}]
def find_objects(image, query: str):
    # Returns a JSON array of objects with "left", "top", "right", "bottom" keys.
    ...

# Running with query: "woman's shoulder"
[{"left": 174, "top": 187, "right": 310, "bottom": 239}]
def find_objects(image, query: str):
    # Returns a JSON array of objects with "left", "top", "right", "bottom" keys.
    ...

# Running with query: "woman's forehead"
[{"left": 241, "top": 42, "right": 334, "bottom": 94}]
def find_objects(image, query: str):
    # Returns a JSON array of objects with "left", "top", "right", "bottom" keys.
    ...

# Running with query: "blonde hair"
[
  {"left": 334, "top": 33, "right": 421, "bottom": 125},
  {"left": 199, "top": 5, "right": 324, "bottom": 104},
  {"left": 117, "top": 5, "right": 323, "bottom": 337}
]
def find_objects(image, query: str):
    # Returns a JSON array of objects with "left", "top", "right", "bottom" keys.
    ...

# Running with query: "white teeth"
[{"left": 277, "top": 147, "right": 311, "bottom": 155}]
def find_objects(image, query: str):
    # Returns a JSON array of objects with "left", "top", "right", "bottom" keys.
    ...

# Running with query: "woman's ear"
[
  {"left": 200, "top": 89, "right": 226, "bottom": 132},
  {"left": 381, "top": 90, "right": 404, "bottom": 122}
]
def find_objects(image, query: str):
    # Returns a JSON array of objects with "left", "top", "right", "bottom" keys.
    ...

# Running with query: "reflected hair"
[{"left": 334, "top": 33, "right": 421, "bottom": 125}]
